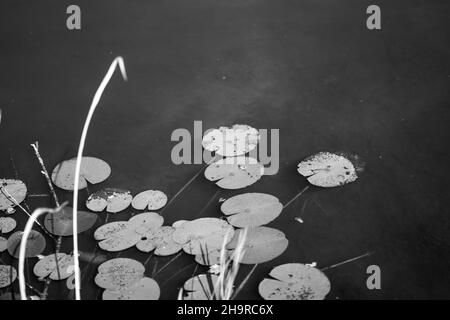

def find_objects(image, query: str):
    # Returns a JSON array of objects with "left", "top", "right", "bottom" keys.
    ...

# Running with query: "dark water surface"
[{"left": 1, "top": 0, "right": 449, "bottom": 299}]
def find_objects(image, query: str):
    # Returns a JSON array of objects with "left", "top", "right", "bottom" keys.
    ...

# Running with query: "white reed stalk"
[{"left": 72, "top": 57, "right": 127, "bottom": 300}]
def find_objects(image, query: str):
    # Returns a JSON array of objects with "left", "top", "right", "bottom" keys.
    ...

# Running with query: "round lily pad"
[
  {"left": 86, "top": 188, "right": 132, "bottom": 213},
  {"left": 202, "top": 124, "right": 260, "bottom": 157},
  {"left": 136, "top": 226, "right": 182, "bottom": 256},
  {"left": 132, "top": 190, "right": 168, "bottom": 211},
  {"left": 297, "top": 152, "right": 361, "bottom": 188},
  {"left": 0, "top": 217, "right": 16, "bottom": 233},
  {"left": 103, "top": 277, "right": 160, "bottom": 300},
  {"left": 51, "top": 157, "right": 111, "bottom": 190},
  {"left": 0, "top": 236, "right": 7, "bottom": 252},
  {"left": 172, "top": 217, "right": 234, "bottom": 255},
  {"left": 0, "top": 179, "right": 27, "bottom": 211},
  {"left": 0, "top": 265, "right": 17, "bottom": 288},
  {"left": 183, "top": 274, "right": 219, "bottom": 300},
  {"left": 204, "top": 156, "right": 264, "bottom": 189},
  {"left": 7, "top": 230, "right": 46, "bottom": 258},
  {"left": 258, "top": 263, "right": 330, "bottom": 300},
  {"left": 227, "top": 227, "right": 288, "bottom": 264},
  {"left": 221, "top": 193, "right": 283, "bottom": 228},
  {"left": 33, "top": 253, "right": 74, "bottom": 280},
  {"left": 95, "top": 258, "right": 145, "bottom": 290},
  {"left": 94, "top": 212, "right": 164, "bottom": 252},
  {"left": 44, "top": 206, "right": 98, "bottom": 236}
]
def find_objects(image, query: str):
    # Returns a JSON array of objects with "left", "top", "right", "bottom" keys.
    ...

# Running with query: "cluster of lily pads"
[{"left": 0, "top": 123, "right": 363, "bottom": 300}]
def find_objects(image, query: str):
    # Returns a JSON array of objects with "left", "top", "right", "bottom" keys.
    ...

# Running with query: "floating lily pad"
[
  {"left": 44, "top": 207, "right": 98, "bottom": 236},
  {"left": 202, "top": 124, "right": 260, "bottom": 157},
  {"left": 297, "top": 152, "right": 362, "bottom": 187},
  {"left": 103, "top": 277, "right": 160, "bottom": 300},
  {"left": 204, "top": 156, "right": 264, "bottom": 189},
  {"left": 258, "top": 263, "right": 330, "bottom": 300},
  {"left": 0, "top": 217, "right": 16, "bottom": 233},
  {"left": 0, "top": 179, "right": 27, "bottom": 211},
  {"left": 7, "top": 230, "right": 46, "bottom": 258},
  {"left": 172, "top": 217, "right": 234, "bottom": 255},
  {"left": 94, "top": 212, "right": 164, "bottom": 252},
  {"left": 0, "top": 265, "right": 17, "bottom": 288},
  {"left": 51, "top": 157, "right": 111, "bottom": 190},
  {"left": 95, "top": 258, "right": 145, "bottom": 290},
  {"left": 132, "top": 190, "right": 168, "bottom": 211},
  {"left": 33, "top": 253, "right": 74, "bottom": 280},
  {"left": 183, "top": 274, "right": 219, "bottom": 300},
  {"left": 136, "top": 226, "right": 182, "bottom": 256},
  {"left": 86, "top": 188, "right": 132, "bottom": 213},
  {"left": 0, "top": 236, "right": 7, "bottom": 252},
  {"left": 227, "top": 227, "right": 288, "bottom": 264},
  {"left": 221, "top": 193, "right": 283, "bottom": 228}
]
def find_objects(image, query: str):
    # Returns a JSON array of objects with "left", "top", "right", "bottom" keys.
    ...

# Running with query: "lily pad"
[
  {"left": 33, "top": 253, "right": 74, "bottom": 280},
  {"left": 172, "top": 217, "right": 234, "bottom": 255},
  {"left": 0, "top": 265, "right": 17, "bottom": 288},
  {"left": 297, "top": 152, "right": 361, "bottom": 187},
  {"left": 103, "top": 277, "right": 160, "bottom": 300},
  {"left": 0, "top": 236, "right": 7, "bottom": 252},
  {"left": 227, "top": 227, "right": 288, "bottom": 264},
  {"left": 202, "top": 124, "right": 260, "bottom": 157},
  {"left": 51, "top": 157, "right": 111, "bottom": 190},
  {"left": 258, "top": 263, "right": 330, "bottom": 300},
  {"left": 0, "top": 179, "right": 27, "bottom": 211},
  {"left": 183, "top": 274, "right": 219, "bottom": 300},
  {"left": 94, "top": 212, "right": 164, "bottom": 252},
  {"left": 136, "top": 226, "right": 182, "bottom": 256},
  {"left": 95, "top": 258, "right": 145, "bottom": 290},
  {"left": 0, "top": 217, "right": 16, "bottom": 233},
  {"left": 44, "top": 207, "right": 98, "bottom": 236},
  {"left": 7, "top": 230, "right": 46, "bottom": 258},
  {"left": 221, "top": 193, "right": 283, "bottom": 228},
  {"left": 132, "top": 190, "right": 168, "bottom": 211},
  {"left": 86, "top": 188, "right": 132, "bottom": 213},
  {"left": 205, "top": 156, "right": 264, "bottom": 189}
]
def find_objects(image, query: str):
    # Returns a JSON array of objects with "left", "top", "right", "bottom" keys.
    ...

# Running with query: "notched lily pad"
[
  {"left": 44, "top": 207, "right": 98, "bottom": 236},
  {"left": 258, "top": 263, "right": 330, "bottom": 300},
  {"left": 0, "top": 217, "right": 17, "bottom": 233},
  {"left": 94, "top": 212, "right": 164, "bottom": 252},
  {"left": 132, "top": 190, "right": 168, "bottom": 211},
  {"left": 7, "top": 230, "right": 46, "bottom": 258},
  {"left": 0, "top": 179, "right": 27, "bottom": 211},
  {"left": 205, "top": 156, "right": 264, "bottom": 189},
  {"left": 86, "top": 188, "right": 132, "bottom": 213},
  {"left": 136, "top": 226, "right": 182, "bottom": 256},
  {"left": 51, "top": 157, "right": 111, "bottom": 190},
  {"left": 227, "top": 227, "right": 288, "bottom": 264},
  {"left": 95, "top": 258, "right": 145, "bottom": 290},
  {"left": 0, "top": 265, "right": 17, "bottom": 288},
  {"left": 297, "top": 152, "right": 363, "bottom": 187},
  {"left": 221, "top": 193, "right": 282, "bottom": 228},
  {"left": 103, "top": 277, "right": 160, "bottom": 300},
  {"left": 202, "top": 124, "right": 260, "bottom": 157},
  {"left": 33, "top": 253, "right": 74, "bottom": 280},
  {"left": 172, "top": 217, "right": 234, "bottom": 255},
  {"left": 183, "top": 274, "right": 219, "bottom": 300}
]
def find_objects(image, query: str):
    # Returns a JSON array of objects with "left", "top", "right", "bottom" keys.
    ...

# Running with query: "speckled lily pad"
[{"left": 0, "top": 179, "right": 27, "bottom": 211}]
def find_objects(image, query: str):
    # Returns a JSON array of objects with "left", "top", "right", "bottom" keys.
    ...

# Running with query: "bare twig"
[
  {"left": 283, "top": 185, "right": 310, "bottom": 209},
  {"left": 320, "top": 251, "right": 375, "bottom": 271}
]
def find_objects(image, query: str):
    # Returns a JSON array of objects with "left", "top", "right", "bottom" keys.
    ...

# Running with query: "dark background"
[{"left": 0, "top": 0, "right": 449, "bottom": 299}]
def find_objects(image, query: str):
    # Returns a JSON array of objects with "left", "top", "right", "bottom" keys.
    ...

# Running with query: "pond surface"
[{"left": 0, "top": 0, "right": 449, "bottom": 299}]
